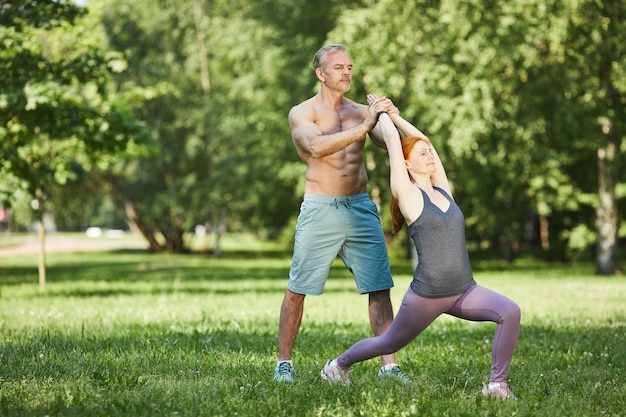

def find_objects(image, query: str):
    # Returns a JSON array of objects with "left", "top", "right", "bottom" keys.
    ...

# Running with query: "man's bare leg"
[
  {"left": 278, "top": 289, "right": 305, "bottom": 361},
  {"left": 368, "top": 289, "right": 396, "bottom": 366}
]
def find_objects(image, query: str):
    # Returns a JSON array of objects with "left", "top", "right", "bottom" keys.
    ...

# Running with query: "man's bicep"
[
  {"left": 289, "top": 106, "right": 312, "bottom": 149},
  {"left": 291, "top": 122, "right": 324, "bottom": 154},
  {"left": 289, "top": 106, "right": 323, "bottom": 154}
]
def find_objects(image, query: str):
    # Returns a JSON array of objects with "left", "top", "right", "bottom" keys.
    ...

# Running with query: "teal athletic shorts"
[{"left": 288, "top": 193, "right": 394, "bottom": 295}]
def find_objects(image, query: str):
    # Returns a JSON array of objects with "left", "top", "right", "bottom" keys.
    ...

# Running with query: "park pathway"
[{"left": 0, "top": 233, "right": 147, "bottom": 257}]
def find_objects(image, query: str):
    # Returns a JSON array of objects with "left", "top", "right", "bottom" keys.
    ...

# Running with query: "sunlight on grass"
[{"left": 0, "top": 249, "right": 625, "bottom": 417}]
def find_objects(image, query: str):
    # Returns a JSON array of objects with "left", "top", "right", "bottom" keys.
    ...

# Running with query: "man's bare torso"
[{"left": 292, "top": 96, "right": 368, "bottom": 196}]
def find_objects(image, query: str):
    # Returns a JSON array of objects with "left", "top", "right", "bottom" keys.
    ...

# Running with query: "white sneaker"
[
  {"left": 482, "top": 382, "right": 517, "bottom": 400},
  {"left": 320, "top": 359, "right": 351, "bottom": 385}
]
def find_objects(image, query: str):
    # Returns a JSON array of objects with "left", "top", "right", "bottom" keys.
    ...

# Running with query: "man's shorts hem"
[
  {"left": 287, "top": 283, "right": 323, "bottom": 296},
  {"left": 356, "top": 283, "right": 394, "bottom": 295}
]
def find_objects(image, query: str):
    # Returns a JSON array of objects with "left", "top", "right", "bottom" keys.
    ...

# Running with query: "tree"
[
  {"left": 0, "top": 0, "right": 151, "bottom": 285},
  {"left": 329, "top": 0, "right": 624, "bottom": 271},
  {"left": 329, "top": 0, "right": 549, "bottom": 257},
  {"left": 94, "top": 0, "right": 355, "bottom": 253},
  {"left": 563, "top": 0, "right": 625, "bottom": 274}
]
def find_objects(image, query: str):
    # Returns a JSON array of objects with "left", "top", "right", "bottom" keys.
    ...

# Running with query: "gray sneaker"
[
  {"left": 482, "top": 382, "right": 517, "bottom": 400},
  {"left": 273, "top": 362, "right": 294, "bottom": 383},
  {"left": 378, "top": 364, "right": 411, "bottom": 385},
  {"left": 321, "top": 359, "right": 351, "bottom": 385}
]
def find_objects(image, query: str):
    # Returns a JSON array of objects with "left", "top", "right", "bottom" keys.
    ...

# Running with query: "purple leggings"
[{"left": 336, "top": 285, "right": 521, "bottom": 382}]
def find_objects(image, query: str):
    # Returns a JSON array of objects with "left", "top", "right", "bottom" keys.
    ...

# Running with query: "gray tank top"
[{"left": 408, "top": 187, "right": 476, "bottom": 298}]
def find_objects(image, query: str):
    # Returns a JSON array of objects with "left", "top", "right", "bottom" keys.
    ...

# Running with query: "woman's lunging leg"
[
  {"left": 336, "top": 290, "right": 451, "bottom": 369},
  {"left": 448, "top": 285, "right": 521, "bottom": 382}
]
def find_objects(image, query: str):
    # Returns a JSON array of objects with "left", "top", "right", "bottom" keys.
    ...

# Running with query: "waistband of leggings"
[{"left": 303, "top": 193, "right": 370, "bottom": 205}]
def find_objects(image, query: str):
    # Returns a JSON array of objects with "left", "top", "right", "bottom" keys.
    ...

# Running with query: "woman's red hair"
[{"left": 390, "top": 136, "right": 432, "bottom": 233}]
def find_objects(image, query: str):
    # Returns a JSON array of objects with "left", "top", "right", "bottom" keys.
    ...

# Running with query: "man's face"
[{"left": 318, "top": 50, "right": 353, "bottom": 93}]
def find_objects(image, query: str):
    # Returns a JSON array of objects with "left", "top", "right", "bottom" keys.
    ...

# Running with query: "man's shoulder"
[
  {"left": 290, "top": 98, "right": 313, "bottom": 112},
  {"left": 292, "top": 93, "right": 324, "bottom": 109},
  {"left": 289, "top": 97, "right": 317, "bottom": 117},
  {"left": 288, "top": 100, "right": 316, "bottom": 128}
]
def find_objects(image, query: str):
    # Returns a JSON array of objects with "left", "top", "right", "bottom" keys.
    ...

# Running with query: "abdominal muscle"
[{"left": 303, "top": 141, "right": 368, "bottom": 196}]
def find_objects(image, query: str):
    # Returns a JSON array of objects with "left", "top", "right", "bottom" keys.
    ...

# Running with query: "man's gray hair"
[{"left": 312, "top": 44, "right": 347, "bottom": 70}]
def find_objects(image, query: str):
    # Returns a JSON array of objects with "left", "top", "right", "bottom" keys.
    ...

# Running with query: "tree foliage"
[
  {"left": 93, "top": 0, "right": 358, "bottom": 253},
  {"left": 0, "top": 0, "right": 152, "bottom": 284},
  {"left": 3, "top": 0, "right": 623, "bottom": 273},
  {"left": 328, "top": 0, "right": 625, "bottom": 271},
  {"left": 0, "top": 0, "right": 149, "bottom": 195}
]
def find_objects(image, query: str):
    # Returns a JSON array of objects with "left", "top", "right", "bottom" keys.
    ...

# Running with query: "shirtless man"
[{"left": 273, "top": 44, "right": 408, "bottom": 385}]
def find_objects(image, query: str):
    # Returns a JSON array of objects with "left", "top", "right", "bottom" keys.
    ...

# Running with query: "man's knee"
[
  {"left": 368, "top": 289, "right": 391, "bottom": 303},
  {"left": 282, "top": 289, "right": 305, "bottom": 310},
  {"left": 285, "top": 288, "right": 305, "bottom": 300}
]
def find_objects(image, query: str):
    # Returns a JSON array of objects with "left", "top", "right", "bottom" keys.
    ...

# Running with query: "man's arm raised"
[{"left": 289, "top": 99, "right": 387, "bottom": 159}]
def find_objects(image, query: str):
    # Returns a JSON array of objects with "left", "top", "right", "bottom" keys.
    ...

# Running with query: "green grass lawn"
[{"left": 0, "top": 243, "right": 625, "bottom": 416}]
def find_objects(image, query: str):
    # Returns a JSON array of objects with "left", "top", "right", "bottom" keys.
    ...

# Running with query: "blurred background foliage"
[{"left": 1, "top": 0, "right": 624, "bottom": 273}]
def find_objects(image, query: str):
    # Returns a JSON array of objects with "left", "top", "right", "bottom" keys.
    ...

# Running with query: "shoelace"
[{"left": 277, "top": 362, "right": 292, "bottom": 374}]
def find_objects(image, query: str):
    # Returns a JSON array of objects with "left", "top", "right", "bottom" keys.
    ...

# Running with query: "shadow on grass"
[
  {"left": 2, "top": 320, "right": 624, "bottom": 385},
  {"left": 0, "top": 248, "right": 597, "bottom": 293},
  {"left": 0, "top": 249, "right": 395, "bottom": 291},
  {"left": 0, "top": 250, "right": 291, "bottom": 286},
  {"left": 2, "top": 315, "right": 625, "bottom": 416},
  {"left": 13, "top": 283, "right": 373, "bottom": 298}
]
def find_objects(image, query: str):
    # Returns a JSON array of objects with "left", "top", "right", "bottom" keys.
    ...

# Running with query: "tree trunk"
[
  {"left": 213, "top": 208, "right": 228, "bottom": 258},
  {"left": 595, "top": 140, "right": 619, "bottom": 275},
  {"left": 165, "top": 228, "right": 185, "bottom": 253},
  {"left": 162, "top": 209, "right": 187, "bottom": 253},
  {"left": 37, "top": 214, "right": 46, "bottom": 287},
  {"left": 124, "top": 201, "right": 162, "bottom": 252},
  {"left": 538, "top": 215, "right": 549, "bottom": 251},
  {"left": 34, "top": 188, "right": 46, "bottom": 287},
  {"left": 595, "top": 4, "right": 621, "bottom": 276}
]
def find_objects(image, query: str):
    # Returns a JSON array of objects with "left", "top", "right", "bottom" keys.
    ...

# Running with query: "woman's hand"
[{"left": 367, "top": 94, "right": 399, "bottom": 115}]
